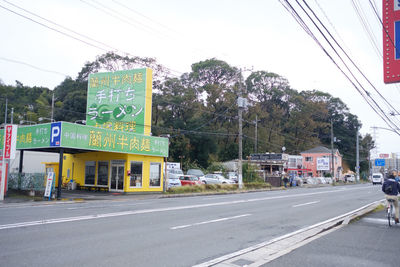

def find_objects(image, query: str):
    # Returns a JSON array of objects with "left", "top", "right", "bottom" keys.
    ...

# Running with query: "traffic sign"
[{"left": 375, "top": 159, "right": 385, "bottom": 166}]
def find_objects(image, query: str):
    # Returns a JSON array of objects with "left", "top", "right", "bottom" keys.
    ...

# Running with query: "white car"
[
  {"left": 167, "top": 177, "right": 182, "bottom": 188},
  {"left": 202, "top": 174, "right": 236, "bottom": 184},
  {"left": 167, "top": 169, "right": 184, "bottom": 179},
  {"left": 345, "top": 174, "right": 355, "bottom": 183},
  {"left": 371, "top": 173, "right": 383, "bottom": 185}
]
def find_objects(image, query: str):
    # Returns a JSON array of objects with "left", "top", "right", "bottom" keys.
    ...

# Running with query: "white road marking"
[
  {"left": 66, "top": 202, "right": 148, "bottom": 210},
  {"left": 0, "top": 186, "right": 375, "bottom": 230},
  {"left": 292, "top": 201, "right": 320, "bottom": 208},
  {"left": 170, "top": 214, "right": 251, "bottom": 230}
]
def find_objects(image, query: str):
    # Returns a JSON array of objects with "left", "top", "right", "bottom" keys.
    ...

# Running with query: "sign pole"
[{"left": 0, "top": 148, "right": 6, "bottom": 201}]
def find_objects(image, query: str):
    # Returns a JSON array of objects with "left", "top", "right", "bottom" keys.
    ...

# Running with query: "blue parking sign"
[{"left": 50, "top": 122, "right": 61, "bottom": 147}]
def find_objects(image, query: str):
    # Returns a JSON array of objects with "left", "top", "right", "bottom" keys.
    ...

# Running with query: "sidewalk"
[
  {"left": 264, "top": 209, "right": 399, "bottom": 267},
  {"left": 1, "top": 189, "right": 163, "bottom": 204}
]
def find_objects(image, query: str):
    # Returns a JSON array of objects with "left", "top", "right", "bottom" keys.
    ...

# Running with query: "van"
[{"left": 371, "top": 173, "right": 383, "bottom": 185}]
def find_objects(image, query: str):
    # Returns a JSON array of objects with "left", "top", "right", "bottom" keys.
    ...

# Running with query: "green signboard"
[
  {"left": 0, "top": 122, "right": 168, "bottom": 157},
  {"left": 0, "top": 124, "right": 52, "bottom": 150},
  {"left": 86, "top": 68, "right": 152, "bottom": 135},
  {"left": 61, "top": 122, "right": 168, "bottom": 157}
]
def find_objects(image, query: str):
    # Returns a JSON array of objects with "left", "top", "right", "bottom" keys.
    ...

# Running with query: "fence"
[{"left": 8, "top": 173, "right": 49, "bottom": 191}]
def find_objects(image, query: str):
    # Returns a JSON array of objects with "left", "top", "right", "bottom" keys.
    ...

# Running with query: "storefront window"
[
  {"left": 97, "top": 161, "right": 109, "bottom": 186},
  {"left": 85, "top": 161, "right": 96, "bottom": 185},
  {"left": 305, "top": 157, "right": 313, "bottom": 162},
  {"left": 130, "top": 161, "right": 143, "bottom": 187},
  {"left": 149, "top": 163, "right": 161, "bottom": 187}
]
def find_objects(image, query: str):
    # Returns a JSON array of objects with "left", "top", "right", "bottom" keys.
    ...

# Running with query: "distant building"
[{"left": 301, "top": 146, "right": 342, "bottom": 179}]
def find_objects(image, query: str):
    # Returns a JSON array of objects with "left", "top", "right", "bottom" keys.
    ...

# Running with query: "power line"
[
  {"left": 0, "top": 56, "right": 68, "bottom": 77},
  {"left": 280, "top": 0, "right": 400, "bottom": 135}
]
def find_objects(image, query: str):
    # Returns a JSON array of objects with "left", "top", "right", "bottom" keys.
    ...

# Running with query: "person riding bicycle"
[{"left": 382, "top": 172, "right": 400, "bottom": 223}]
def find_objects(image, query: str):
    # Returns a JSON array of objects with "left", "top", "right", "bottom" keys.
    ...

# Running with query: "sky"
[{"left": 0, "top": 0, "right": 399, "bottom": 158}]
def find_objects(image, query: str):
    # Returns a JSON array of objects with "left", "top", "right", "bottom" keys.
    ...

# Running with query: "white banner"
[{"left": 44, "top": 172, "right": 55, "bottom": 199}]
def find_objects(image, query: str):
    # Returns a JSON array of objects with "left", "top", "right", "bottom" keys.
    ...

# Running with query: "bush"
[
  {"left": 244, "top": 182, "right": 272, "bottom": 189},
  {"left": 243, "top": 163, "right": 263, "bottom": 183},
  {"left": 167, "top": 185, "right": 204, "bottom": 194}
]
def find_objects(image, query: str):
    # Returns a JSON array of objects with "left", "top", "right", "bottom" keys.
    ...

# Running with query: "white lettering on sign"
[{"left": 51, "top": 126, "right": 60, "bottom": 142}]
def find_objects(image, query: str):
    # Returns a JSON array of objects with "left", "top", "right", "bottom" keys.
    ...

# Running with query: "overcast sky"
[{"left": 0, "top": 0, "right": 399, "bottom": 158}]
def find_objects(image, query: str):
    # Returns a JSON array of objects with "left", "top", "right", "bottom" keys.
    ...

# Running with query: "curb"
[{"left": 194, "top": 199, "right": 385, "bottom": 267}]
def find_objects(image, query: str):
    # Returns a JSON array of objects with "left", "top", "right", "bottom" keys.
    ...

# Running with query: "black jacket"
[{"left": 382, "top": 178, "right": 400, "bottom": 196}]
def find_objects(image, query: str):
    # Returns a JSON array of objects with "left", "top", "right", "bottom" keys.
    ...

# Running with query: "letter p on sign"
[{"left": 50, "top": 122, "right": 61, "bottom": 147}]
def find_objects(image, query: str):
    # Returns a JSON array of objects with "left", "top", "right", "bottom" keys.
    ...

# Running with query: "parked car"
[
  {"left": 202, "top": 173, "right": 236, "bottom": 184},
  {"left": 227, "top": 172, "right": 238, "bottom": 183},
  {"left": 371, "top": 173, "right": 383, "bottom": 185},
  {"left": 178, "top": 175, "right": 203, "bottom": 186},
  {"left": 187, "top": 169, "right": 205, "bottom": 179},
  {"left": 344, "top": 174, "right": 355, "bottom": 183},
  {"left": 167, "top": 169, "right": 184, "bottom": 179},
  {"left": 324, "top": 177, "right": 333, "bottom": 184},
  {"left": 167, "top": 177, "right": 182, "bottom": 188}
]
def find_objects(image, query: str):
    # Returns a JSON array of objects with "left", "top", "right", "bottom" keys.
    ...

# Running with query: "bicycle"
[{"left": 387, "top": 199, "right": 397, "bottom": 227}]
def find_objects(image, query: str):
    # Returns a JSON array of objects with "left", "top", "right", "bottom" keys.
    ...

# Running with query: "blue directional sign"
[{"left": 375, "top": 159, "right": 385, "bottom": 167}]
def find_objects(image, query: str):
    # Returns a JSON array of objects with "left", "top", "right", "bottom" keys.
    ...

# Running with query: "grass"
[{"left": 165, "top": 182, "right": 272, "bottom": 195}]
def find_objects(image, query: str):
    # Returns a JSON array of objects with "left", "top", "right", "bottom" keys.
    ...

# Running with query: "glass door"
[{"left": 110, "top": 164, "right": 125, "bottom": 191}]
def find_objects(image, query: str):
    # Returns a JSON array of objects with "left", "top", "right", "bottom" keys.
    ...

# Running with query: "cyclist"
[{"left": 382, "top": 172, "right": 400, "bottom": 223}]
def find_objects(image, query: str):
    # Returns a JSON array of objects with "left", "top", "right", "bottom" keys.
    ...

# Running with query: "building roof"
[{"left": 301, "top": 146, "right": 339, "bottom": 155}]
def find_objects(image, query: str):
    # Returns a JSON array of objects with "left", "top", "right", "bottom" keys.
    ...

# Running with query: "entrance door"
[{"left": 110, "top": 164, "right": 125, "bottom": 191}]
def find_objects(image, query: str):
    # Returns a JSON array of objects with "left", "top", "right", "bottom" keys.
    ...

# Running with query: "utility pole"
[
  {"left": 4, "top": 98, "right": 7, "bottom": 126},
  {"left": 254, "top": 115, "right": 258, "bottom": 154},
  {"left": 238, "top": 70, "right": 244, "bottom": 189},
  {"left": 51, "top": 92, "right": 55, "bottom": 122},
  {"left": 1, "top": 98, "right": 7, "bottom": 201},
  {"left": 330, "top": 119, "right": 335, "bottom": 180},
  {"left": 356, "top": 127, "right": 360, "bottom": 182}
]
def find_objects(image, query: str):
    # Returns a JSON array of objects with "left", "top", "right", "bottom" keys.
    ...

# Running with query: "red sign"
[
  {"left": 379, "top": 153, "right": 390, "bottom": 158},
  {"left": 383, "top": 0, "right": 400, "bottom": 83},
  {"left": 4, "top": 125, "right": 12, "bottom": 159}
]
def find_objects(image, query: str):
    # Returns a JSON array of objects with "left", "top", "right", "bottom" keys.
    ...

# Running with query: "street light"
[
  {"left": 74, "top": 120, "right": 86, "bottom": 125},
  {"left": 38, "top": 117, "right": 55, "bottom": 122},
  {"left": 20, "top": 120, "right": 36, "bottom": 125}
]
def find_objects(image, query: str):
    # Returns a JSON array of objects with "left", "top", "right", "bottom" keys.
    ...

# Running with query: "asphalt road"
[{"left": 0, "top": 184, "right": 384, "bottom": 266}]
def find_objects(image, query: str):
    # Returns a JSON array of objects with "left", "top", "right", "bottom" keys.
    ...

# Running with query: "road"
[{"left": 0, "top": 184, "right": 383, "bottom": 266}]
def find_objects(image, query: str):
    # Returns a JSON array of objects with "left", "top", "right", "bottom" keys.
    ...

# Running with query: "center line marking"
[
  {"left": 170, "top": 214, "right": 251, "bottom": 230},
  {"left": 292, "top": 201, "right": 320, "bottom": 208}
]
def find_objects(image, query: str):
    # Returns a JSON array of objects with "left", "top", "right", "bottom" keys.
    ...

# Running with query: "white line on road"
[
  {"left": 66, "top": 202, "right": 148, "bottom": 210},
  {"left": 171, "top": 214, "right": 251, "bottom": 230},
  {"left": 292, "top": 201, "right": 320, "bottom": 208},
  {"left": 0, "top": 186, "right": 375, "bottom": 230}
]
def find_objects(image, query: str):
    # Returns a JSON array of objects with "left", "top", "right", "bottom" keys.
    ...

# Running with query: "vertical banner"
[
  {"left": 1, "top": 124, "right": 17, "bottom": 200},
  {"left": 4, "top": 125, "right": 17, "bottom": 159},
  {"left": 383, "top": 0, "right": 400, "bottom": 83},
  {"left": 44, "top": 172, "right": 55, "bottom": 200}
]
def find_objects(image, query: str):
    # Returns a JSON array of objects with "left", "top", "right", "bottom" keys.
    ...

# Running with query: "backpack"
[{"left": 384, "top": 184, "right": 393, "bottom": 194}]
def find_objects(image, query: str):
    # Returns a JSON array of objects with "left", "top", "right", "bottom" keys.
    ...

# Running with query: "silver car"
[{"left": 202, "top": 174, "right": 236, "bottom": 184}]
